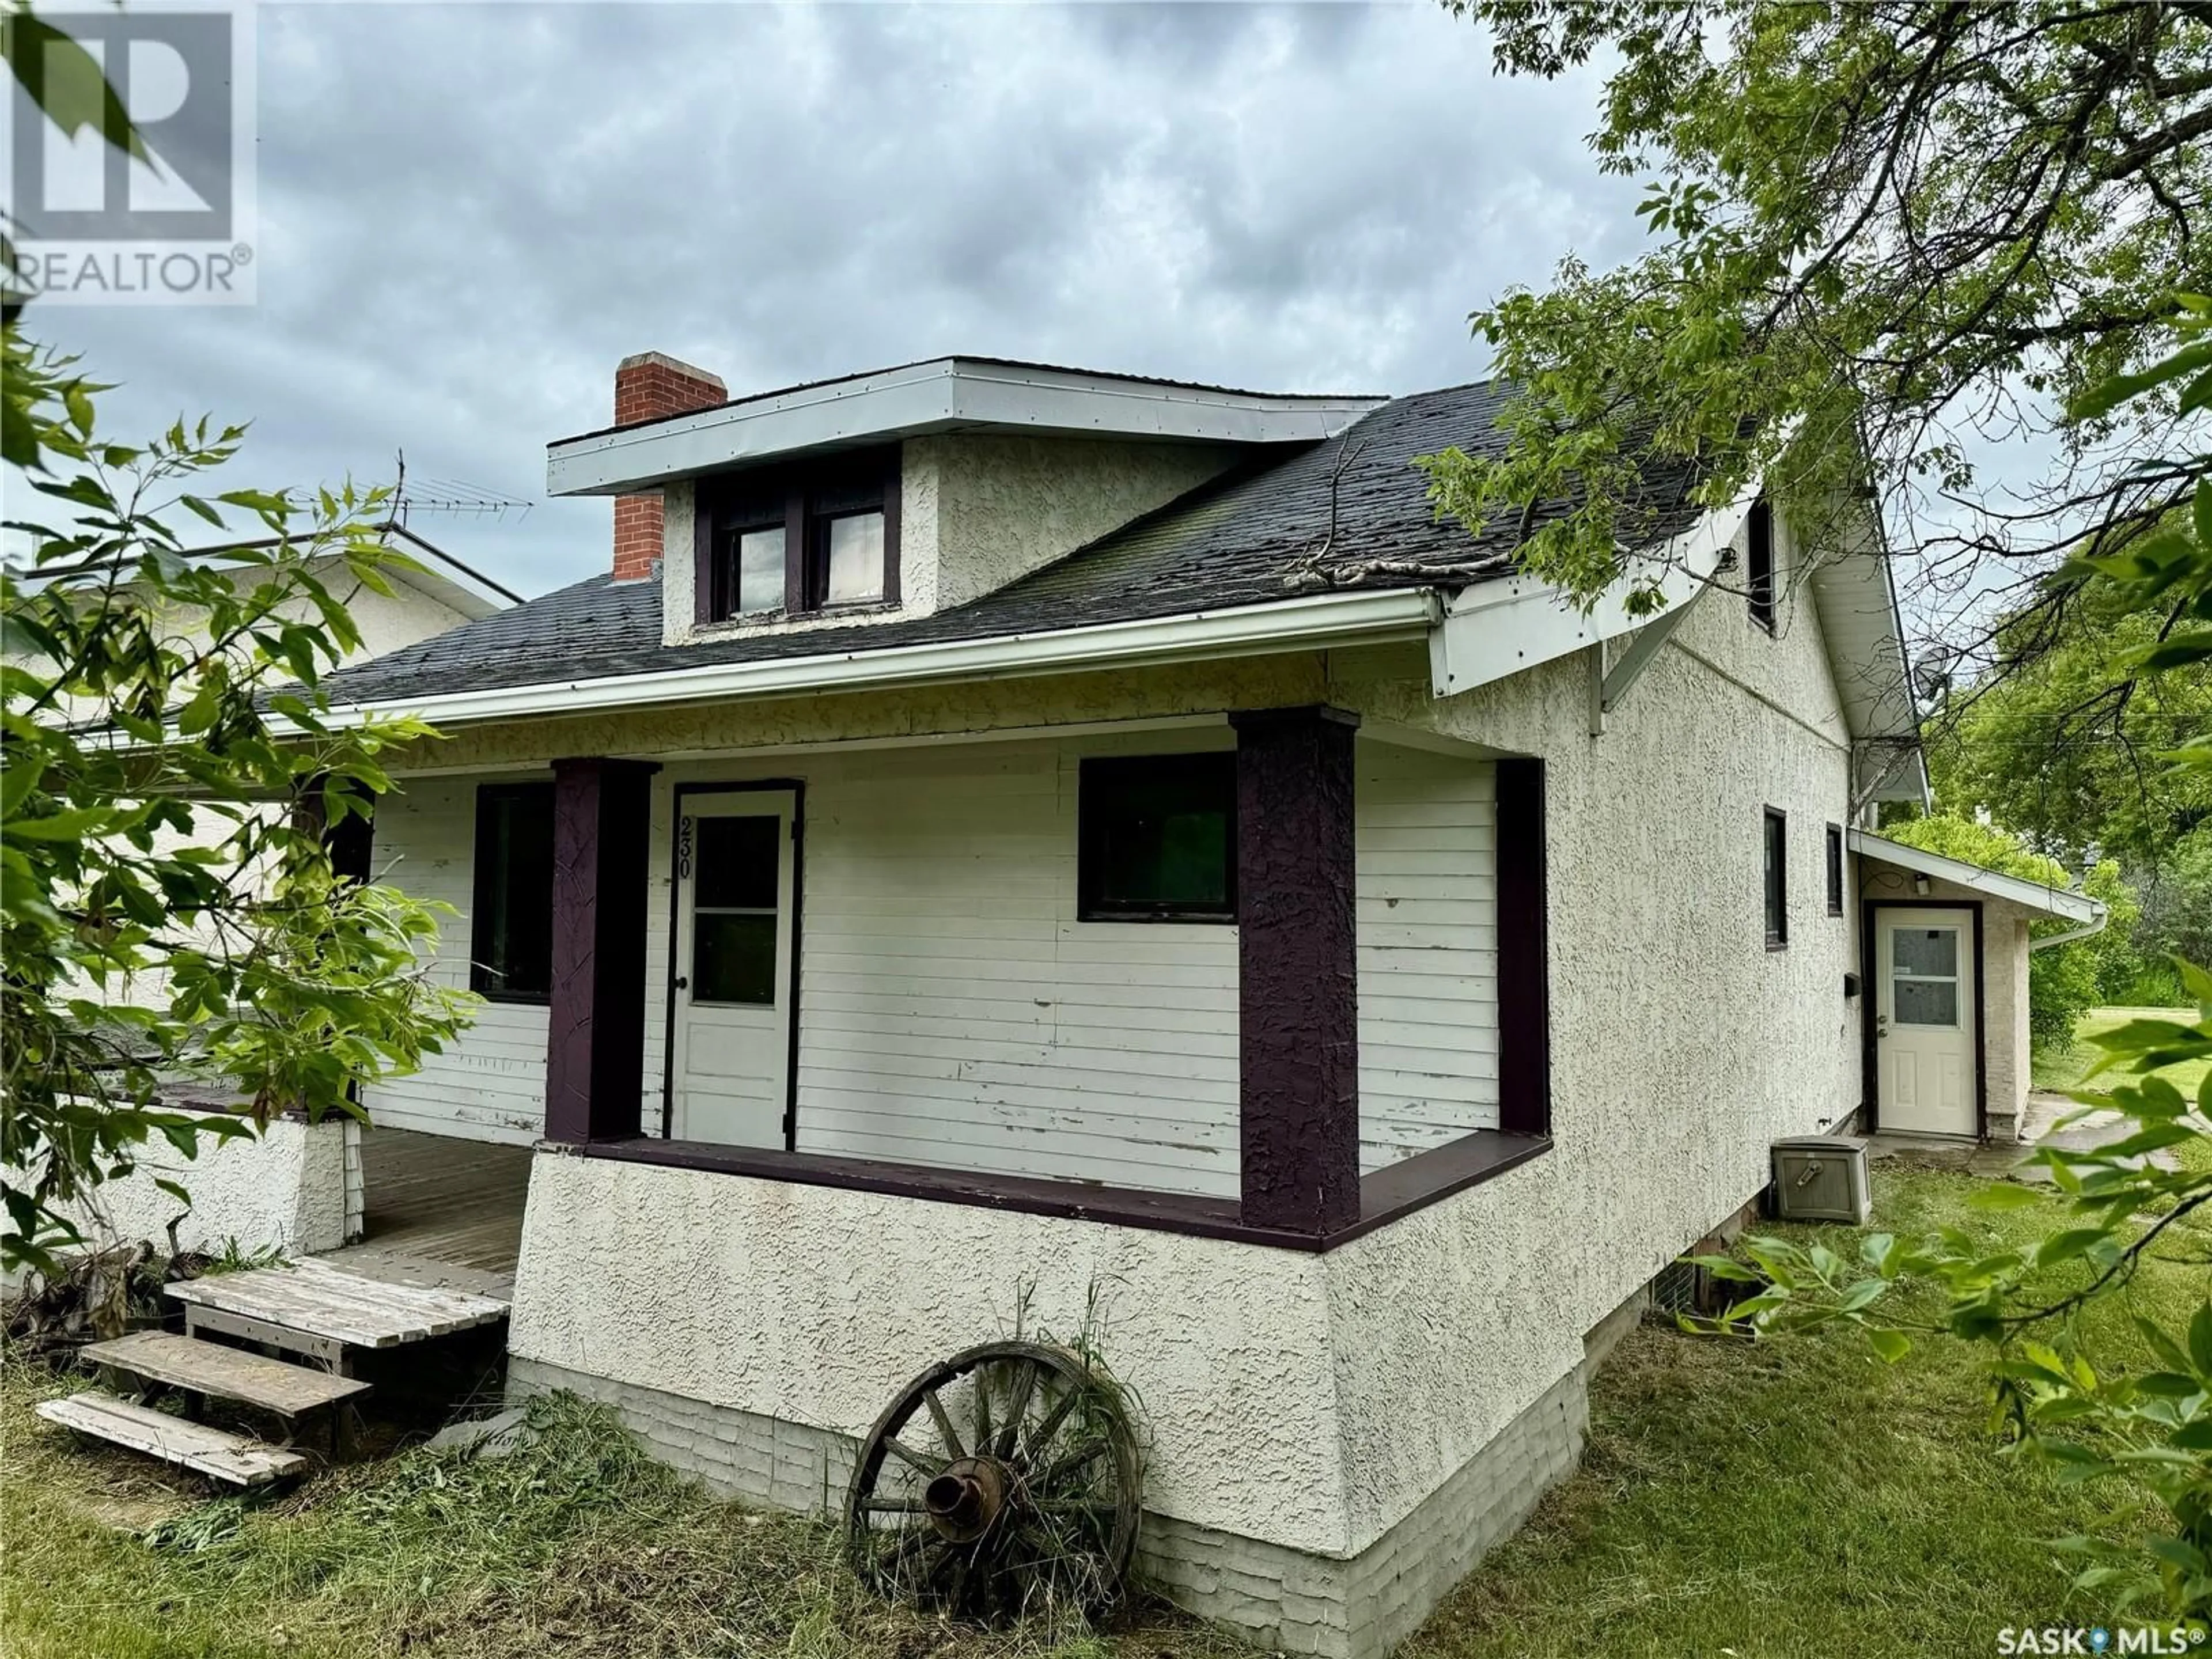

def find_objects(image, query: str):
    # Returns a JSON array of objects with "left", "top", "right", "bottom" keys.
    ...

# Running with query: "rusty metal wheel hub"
[{"left": 923, "top": 1454, "right": 1009, "bottom": 1542}]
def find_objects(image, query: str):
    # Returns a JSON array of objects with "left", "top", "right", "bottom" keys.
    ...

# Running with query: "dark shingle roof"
[{"left": 325, "top": 379, "right": 1702, "bottom": 707}]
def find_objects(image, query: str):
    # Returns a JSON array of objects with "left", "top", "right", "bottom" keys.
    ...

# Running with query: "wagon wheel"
[{"left": 845, "top": 1339, "right": 1142, "bottom": 1623}]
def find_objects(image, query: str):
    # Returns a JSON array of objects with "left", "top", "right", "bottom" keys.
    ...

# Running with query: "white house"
[{"left": 65, "top": 352, "right": 2108, "bottom": 1653}]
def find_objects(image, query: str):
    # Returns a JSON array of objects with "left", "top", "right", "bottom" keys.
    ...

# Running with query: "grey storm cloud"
[{"left": 18, "top": 2, "right": 1639, "bottom": 597}]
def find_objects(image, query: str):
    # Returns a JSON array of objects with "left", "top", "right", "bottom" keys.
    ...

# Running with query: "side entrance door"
[
  {"left": 1874, "top": 906, "right": 1978, "bottom": 1137},
  {"left": 670, "top": 788, "right": 796, "bottom": 1147}
]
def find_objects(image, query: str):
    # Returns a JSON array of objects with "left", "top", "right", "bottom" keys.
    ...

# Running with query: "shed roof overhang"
[
  {"left": 1849, "top": 828, "right": 2107, "bottom": 925},
  {"left": 544, "top": 357, "right": 1387, "bottom": 497}
]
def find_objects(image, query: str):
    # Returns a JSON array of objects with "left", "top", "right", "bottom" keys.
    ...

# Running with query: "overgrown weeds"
[{"left": 0, "top": 1355, "right": 1239, "bottom": 1659}]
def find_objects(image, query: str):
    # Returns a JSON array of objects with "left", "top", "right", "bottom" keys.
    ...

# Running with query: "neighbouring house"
[
  {"left": 17, "top": 523, "right": 520, "bottom": 1262},
  {"left": 66, "top": 352, "right": 2105, "bottom": 1652}
]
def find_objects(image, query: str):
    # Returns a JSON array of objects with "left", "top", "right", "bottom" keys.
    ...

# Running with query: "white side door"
[
  {"left": 1876, "top": 907, "right": 1978, "bottom": 1137},
  {"left": 671, "top": 789, "right": 796, "bottom": 1147}
]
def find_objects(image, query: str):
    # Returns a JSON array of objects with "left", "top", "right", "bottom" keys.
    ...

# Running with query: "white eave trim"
[
  {"left": 1848, "top": 829, "right": 2105, "bottom": 925},
  {"left": 546, "top": 358, "right": 1387, "bottom": 496},
  {"left": 1429, "top": 494, "right": 1752, "bottom": 699},
  {"left": 327, "top": 587, "right": 1438, "bottom": 729}
]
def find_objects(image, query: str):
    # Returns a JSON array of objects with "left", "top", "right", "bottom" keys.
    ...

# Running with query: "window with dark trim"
[
  {"left": 698, "top": 448, "right": 900, "bottom": 624},
  {"left": 1825, "top": 821, "right": 1844, "bottom": 916},
  {"left": 1078, "top": 753, "right": 1237, "bottom": 922},
  {"left": 471, "top": 782, "right": 555, "bottom": 1002},
  {"left": 1747, "top": 498, "right": 1777, "bottom": 634},
  {"left": 1763, "top": 805, "right": 1789, "bottom": 949}
]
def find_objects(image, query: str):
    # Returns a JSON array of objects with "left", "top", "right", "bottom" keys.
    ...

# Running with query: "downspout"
[{"left": 2028, "top": 908, "right": 2109, "bottom": 952}]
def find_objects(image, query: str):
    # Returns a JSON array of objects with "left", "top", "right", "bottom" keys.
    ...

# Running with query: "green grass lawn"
[
  {"left": 6, "top": 1164, "right": 2203, "bottom": 1659},
  {"left": 2033, "top": 1003, "right": 2205, "bottom": 1098}
]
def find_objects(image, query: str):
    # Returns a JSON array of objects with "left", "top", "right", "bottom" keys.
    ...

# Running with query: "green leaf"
[
  {"left": 1867, "top": 1327, "right": 1910, "bottom": 1363},
  {"left": 2187, "top": 1303, "right": 2212, "bottom": 1379}
]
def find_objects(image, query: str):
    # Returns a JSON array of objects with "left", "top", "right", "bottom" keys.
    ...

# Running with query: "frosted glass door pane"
[
  {"left": 1894, "top": 977, "right": 1960, "bottom": 1027},
  {"left": 1892, "top": 927, "right": 1958, "bottom": 978}
]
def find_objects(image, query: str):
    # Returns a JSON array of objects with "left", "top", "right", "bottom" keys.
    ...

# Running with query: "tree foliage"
[
  {"left": 1430, "top": 2, "right": 2212, "bottom": 646},
  {"left": 0, "top": 327, "right": 475, "bottom": 1274},
  {"left": 1931, "top": 580, "right": 2212, "bottom": 866},
  {"left": 1693, "top": 324, "right": 2212, "bottom": 1614}
]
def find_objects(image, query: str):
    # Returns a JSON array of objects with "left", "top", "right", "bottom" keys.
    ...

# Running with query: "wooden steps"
[
  {"left": 81, "top": 1331, "right": 370, "bottom": 1415},
  {"left": 38, "top": 1256, "right": 514, "bottom": 1488},
  {"left": 35, "top": 1392, "right": 306, "bottom": 1487},
  {"left": 166, "top": 1257, "right": 509, "bottom": 1366}
]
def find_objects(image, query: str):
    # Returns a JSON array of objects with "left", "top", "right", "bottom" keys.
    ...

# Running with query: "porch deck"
[{"left": 340, "top": 1127, "right": 532, "bottom": 1282}]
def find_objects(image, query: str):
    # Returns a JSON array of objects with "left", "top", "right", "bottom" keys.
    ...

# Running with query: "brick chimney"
[{"left": 611, "top": 351, "right": 726, "bottom": 582}]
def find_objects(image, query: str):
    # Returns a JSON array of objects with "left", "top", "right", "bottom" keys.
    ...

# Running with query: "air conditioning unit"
[{"left": 1770, "top": 1136, "right": 1872, "bottom": 1225}]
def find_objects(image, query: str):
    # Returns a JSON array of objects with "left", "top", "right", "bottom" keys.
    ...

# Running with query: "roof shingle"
[{"left": 325, "top": 378, "right": 1700, "bottom": 707}]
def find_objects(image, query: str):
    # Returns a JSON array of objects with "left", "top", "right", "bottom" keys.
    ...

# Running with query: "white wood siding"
[
  {"left": 1355, "top": 745, "right": 1499, "bottom": 1170},
  {"left": 368, "top": 734, "right": 1502, "bottom": 1184},
  {"left": 643, "top": 733, "right": 1242, "bottom": 1198},
  {"left": 355, "top": 775, "right": 549, "bottom": 1146}
]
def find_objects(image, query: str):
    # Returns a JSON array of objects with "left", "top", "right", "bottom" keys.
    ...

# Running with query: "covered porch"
[{"left": 362, "top": 700, "right": 1555, "bottom": 1248}]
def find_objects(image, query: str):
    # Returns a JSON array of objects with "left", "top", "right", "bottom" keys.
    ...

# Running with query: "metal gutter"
[
  {"left": 325, "top": 587, "right": 1440, "bottom": 729},
  {"left": 1847, "top": 828, "right": 2107, "bottom": 927}
]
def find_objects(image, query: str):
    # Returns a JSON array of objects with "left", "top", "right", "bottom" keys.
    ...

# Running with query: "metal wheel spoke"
[
  {"left": 862, "top": 1496, "right": 930, "bottom": 1514},
  {"left": 994, "top": 1359, "right": 1038, "bottom": 1458},
  {"left": 922, "top": 1387, "right": 966, "bottom": 1460}
]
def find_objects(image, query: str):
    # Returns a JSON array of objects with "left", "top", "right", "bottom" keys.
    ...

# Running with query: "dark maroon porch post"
[
  {"left": 1494, "top": 757, "right": 1552, "bottom": 1137},
  {"left": 1230, "top": 705, "right": 1361, "bottom": 1234},
  {"left": 545, "top": 757, "right": 659, "bottom": 1144}
]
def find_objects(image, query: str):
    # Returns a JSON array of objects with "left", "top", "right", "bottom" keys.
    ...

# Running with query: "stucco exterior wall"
[
  {"left": 1861, "top": 865, "right": 2037, "bottom": 1138},
  {"left": 59, "top": 1115, "right": 355, "bottom": 1258},
  {"left": 660, "top": 437, "right": 1233, "bottom": 646},
  {"left": 1323, "top": 552, "right": 1861, "bottom": 1545},
  {"left": 496, "top": 557, "right": 1862, "bottom": 1564},
  {"left": 507, "top": 1149, "right": 1350, "bottom": 1552},
  {"left": 907, "top": 434, "right": 1232, "bottom": 613}
]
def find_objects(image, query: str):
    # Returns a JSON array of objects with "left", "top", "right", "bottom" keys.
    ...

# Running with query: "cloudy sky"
[{"left": 21, "top": 2, "right": 1637, "bottom": 599}]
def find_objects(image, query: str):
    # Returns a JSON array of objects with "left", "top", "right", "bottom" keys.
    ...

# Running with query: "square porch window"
[{"left": 1078, "top": 753, "right": 1236, "bottom": 922}]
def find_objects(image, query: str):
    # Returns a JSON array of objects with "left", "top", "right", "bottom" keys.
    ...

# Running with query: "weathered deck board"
[
  {"left": 36, "top": 1392, "right": 305, "bottom": 1486},
  {"left": 166, "top": 1258, "right": 509, "bottom": 1350},
  {"left": 358, "top": 1127, "right": 532, "bottom": 1275},
  {"left": 80, "top": 1332, "right": 370, "bottom": 1416}
]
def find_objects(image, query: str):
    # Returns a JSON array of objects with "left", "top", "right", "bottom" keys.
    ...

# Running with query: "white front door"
[
  {"left": 1876, "top": 907, "right": 1978, "bottom": 1137},
  {"left": 671, "top": 789, "right": 796, "bottom": 1147}
]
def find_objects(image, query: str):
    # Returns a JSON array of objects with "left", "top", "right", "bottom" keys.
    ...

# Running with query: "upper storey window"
[{"left": 699, "top": 447, "right": 899, "bottom": 623}]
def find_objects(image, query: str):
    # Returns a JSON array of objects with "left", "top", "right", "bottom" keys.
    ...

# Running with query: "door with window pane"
[
  {"left": 1875, "top": 907, "right": 1978, "bottom": 1136},
  {"left": 671, "top": 789, "right": 796, "bottom": 1147}
]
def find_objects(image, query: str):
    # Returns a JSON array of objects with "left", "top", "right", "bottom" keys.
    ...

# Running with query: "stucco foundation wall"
[
  {"left": 506, "top": 1147, "right": 1353, "bottom": 1554},
  {"left": 1861, "top": 865, "right": 2036, "bottom": 1137},
  {"left": 510, "top": 1308, "right": 1592, "bottom": 1659},
  {"left": 59, "top": 1115, "right": 355, "bottom": 1257}
]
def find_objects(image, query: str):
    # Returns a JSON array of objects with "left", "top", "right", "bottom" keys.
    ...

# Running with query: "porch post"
[
  {"left": 1230, "top": 705, "right": 1361, "bottom": 1234},
  {"left": 545, "top": 757, "right": 659, "bottom": 1145}
]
